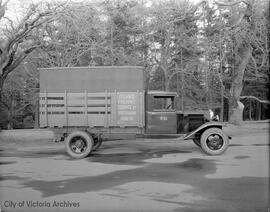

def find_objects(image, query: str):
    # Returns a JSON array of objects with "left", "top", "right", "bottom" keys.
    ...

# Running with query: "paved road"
[{"left": 0, "top": 128, "right": 269, "bottom": 212}]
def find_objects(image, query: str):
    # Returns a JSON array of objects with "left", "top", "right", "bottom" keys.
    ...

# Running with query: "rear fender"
[{"left": 183, "top": 122, "right": 226, "bottom": 140}]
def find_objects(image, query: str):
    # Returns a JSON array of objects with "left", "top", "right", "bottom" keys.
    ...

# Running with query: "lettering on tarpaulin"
[
  {"left": 118, "top": 111, "right": 136, "bottom": 116},
  {"left": 118, "top": 94, "right": 135, "bottom": 99},
  {"left": 117, "top": 99, "right": 136, "bottom": 105},
  {"left": 117, "top": 93, "right": 137, "bottom": 123},
  {"left": 118, "top": 105, "right": 136, "bottom": 110},
  {"left": 160, "top": 116, "right": 168, "bottom": 121},
  {"left": 120, "top": 116, "right": 134, "bottom": 121}
]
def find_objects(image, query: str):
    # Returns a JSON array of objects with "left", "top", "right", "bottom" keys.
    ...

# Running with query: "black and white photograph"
[{"left": 0, "top": 0, "right": 269, "bottom": 211}]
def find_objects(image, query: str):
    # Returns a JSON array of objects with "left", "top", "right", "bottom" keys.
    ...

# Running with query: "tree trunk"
[
  {"left": 220, "top": 85, "right": 224, "bottom": 121},
  {"left": 180, "top": 50, "right": 184, "bottom": 112},
  {"left": 0, "top": 75, "right": 4, "bottom": 102},
  {"left": 164, "top": 74, "right": 170, "bottom": 91},
  {"left": 256, "top": 101, "right": 261, "bottom": 120},
  {"left": 110, "top": 23, "right": 114, "bottom": 66},
  {"left": 180, "top": 67, "right": 184, "bottom": 112},
  {"left": 161, "top": 53, "right": 169, "bottom": 91},
  {"left": 228, "top": 45, "right": 252, "bottom": 125},
  {"left": 7, "top": 94, "right": 14, "bottom": 130},
  {"left": 249, "top": 99, "right": 252, "bottom": 120}
]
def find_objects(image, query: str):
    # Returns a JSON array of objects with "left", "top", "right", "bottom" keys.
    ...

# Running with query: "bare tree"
[
  {"left": 149, "top": 0, "right": 206, "bottom": 92},
  {"left": 214, "top": 0, "right": 269, "bottom": 124},
  {"left": 0, "top": 0, "right": 62, "bottom": 100},
  {"left": 37, "top": 2, "right": 103, "bottom": 67}
]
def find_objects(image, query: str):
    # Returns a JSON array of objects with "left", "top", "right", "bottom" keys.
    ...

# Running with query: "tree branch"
[
  {"left": 7, "top": 14, "right": 54, "bottom": 52},
  {"left": 170, "top": 0, "right": 207, "bottom": 24},
  {"left": 214, "top": 0, "right": 249, "bottom": 7},
  {"left": 0, "top": 0, "right": 9, "bottom": 20},
  {"left": 240, "top": 96, "right": 270, "bottom": 104},
  {"left": 3, "top": 46, "right": 38, "bottom": 77},
  {"left": 1, "top": 44, "right": 18, "bottom": 74}
]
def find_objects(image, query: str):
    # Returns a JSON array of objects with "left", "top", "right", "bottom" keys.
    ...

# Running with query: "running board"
[{"left": 138, "top": 134, "right": 185, "bottom": 139}]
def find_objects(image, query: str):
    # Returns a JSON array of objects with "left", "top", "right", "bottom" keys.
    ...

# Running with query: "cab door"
[{"left": 145, "top": 93, "right": 177, "bottom": 134}]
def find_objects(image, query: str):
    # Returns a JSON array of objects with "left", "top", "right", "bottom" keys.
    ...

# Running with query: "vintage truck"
[{"left": 39, "top": 66, "right": 230, "bottom": 159}]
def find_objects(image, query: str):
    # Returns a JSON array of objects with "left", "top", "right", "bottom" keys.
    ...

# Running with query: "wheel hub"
[
  {"left": 75, "top": 139, "right": 84, "bottom": 149},
  {"left": 70, "top": 137, "right": 87, "bottom": 153},
  {"left": 207, "top": 135, "right": 223, "bottom": 150}
]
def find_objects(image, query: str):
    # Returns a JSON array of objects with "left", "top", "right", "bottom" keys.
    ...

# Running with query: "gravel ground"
[{"left": 0, "top": 122, "right": 269, "bottom": 212}]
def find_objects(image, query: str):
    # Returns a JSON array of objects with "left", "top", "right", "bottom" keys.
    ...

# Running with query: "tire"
[
  {"left": 65, "top": 131, "right": 94, "bottom": 159},
  {"left": 93, "top": 139, "right": 103, "bottom": 151},
  {"left": 200, "top": 128, "right": 229, "bottom": 155}
]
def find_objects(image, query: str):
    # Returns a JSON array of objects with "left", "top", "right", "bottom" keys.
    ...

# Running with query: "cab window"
[{"left": 153, "top": 96, "right": 175, "bottom": 111}]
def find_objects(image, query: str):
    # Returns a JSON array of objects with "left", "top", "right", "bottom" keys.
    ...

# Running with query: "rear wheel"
[
  {"left": 65, "top": 131, "right": 94, "bottom": 159},
  {"left": 200, "top": 128, "right": 229, "bottom": 155}
]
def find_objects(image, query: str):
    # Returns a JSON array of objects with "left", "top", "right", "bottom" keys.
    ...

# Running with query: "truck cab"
[
  {"left": 145, "top": 91, "right": 205, "bottom": 135},
  {"left": 146, "top": 91, "right": 177, "bottom": 134}
]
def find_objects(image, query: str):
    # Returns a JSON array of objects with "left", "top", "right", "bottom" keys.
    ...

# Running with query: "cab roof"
[{"left": 147, "top": 91, "right": 177, "bottom": 96}]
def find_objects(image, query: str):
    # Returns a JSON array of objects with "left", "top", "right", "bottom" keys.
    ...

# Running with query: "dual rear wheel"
[{"left": 65, "top": 131, "right": 102, "bottom": 159}]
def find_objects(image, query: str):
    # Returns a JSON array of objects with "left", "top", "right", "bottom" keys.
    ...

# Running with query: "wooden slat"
[
  {"left": 39, "top": 114, "right": 45, "bottom": 127},
  {"left": 110, "top": 92, "right": 116, "bottom": 126},
  {"left": 39, "top": 91, "right": 144, "bottom": 128},
  {"left": 65, "top": 90, "right": 68, "bottom": 126},
  {"left": 141, "top": 92, "right": 145, "bottom": 127},
  {"left": 45, "top": 100, "right": 65, "bottom": 104},
  {"left": 40, "top": 93, "right": 65, "bottom": 97},
  {"left": 67, "top": 100, "right": 84, "bottom": 105},
  {"left": 87, "top": 99, "right": 110, "bottom": 104},
  {"left": 137, "top": 90, "right": 140, "bottom": 125},
  {"left": 105, "top": 90, "right": 108, "bottom": 127},
  {"left": 87, "top": 92, "right": 108, "bottom": 97},
  {"left": 88, "top": 107, "right": 110, "bottom": 112},
  {"left": 85, "top": 90, "right": 88, "bottom": 126},
  {"left": 115, "top": 91, "right": 118, "bottom": 125},
  {"left": 67, "top": 107, "right": 85, "bottom": 112},
  {"left": 47, "top": 107, "right": 65, "bottom": 112},
  {"left": 68, "top": 93, "right": 84, "bottom": 98},
  {"left": 45, "top": 90, "right": 48, "bottom": 127}
]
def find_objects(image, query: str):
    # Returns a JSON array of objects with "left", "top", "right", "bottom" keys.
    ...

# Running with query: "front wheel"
[
  {"left": 65, "top": 131, "right": 94, "bottom": 159},
  {"left": 200, "top": 128, "right": 229, "bottom": 155}
]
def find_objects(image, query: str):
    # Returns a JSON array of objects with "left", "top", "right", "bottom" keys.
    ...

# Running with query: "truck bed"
[{"left": 39, "top": 66, "right": 145, "bottom": 128}]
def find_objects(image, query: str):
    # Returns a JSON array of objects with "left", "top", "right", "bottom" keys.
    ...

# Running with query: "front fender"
[{"left": 183, "top": 122, "right": 226, "bottom": 140}]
